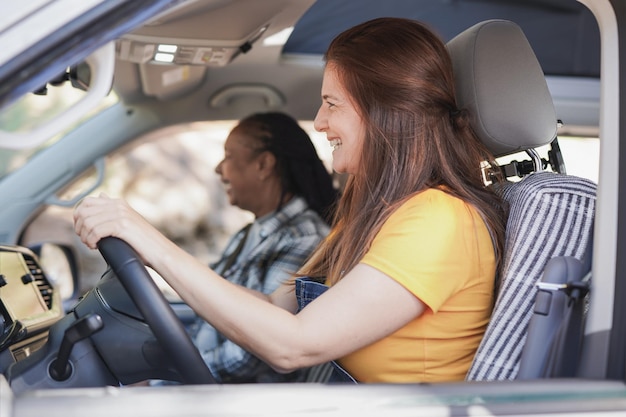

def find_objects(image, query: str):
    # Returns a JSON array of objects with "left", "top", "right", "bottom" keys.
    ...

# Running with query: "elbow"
[
  {"left": 268, "top": 355, "right": 306, "bottom": 374},
  {"left": 265, "top": 347, "right": 315, "bottom": 374},
  {"left": 271, "top": 364, "right": 299, "bottom": 374}
]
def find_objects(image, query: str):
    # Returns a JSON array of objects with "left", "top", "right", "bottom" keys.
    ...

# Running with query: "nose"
[
  {"left": 215, "top": 159, "right": 224, "bottom": 175},
  {"left": 313, "top": 105, "right": 327, "bottom": 132}
]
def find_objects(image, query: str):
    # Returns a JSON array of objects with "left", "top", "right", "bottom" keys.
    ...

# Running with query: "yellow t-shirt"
[{"left": 337, "top": 188, "right": 496, "bottom": 383}]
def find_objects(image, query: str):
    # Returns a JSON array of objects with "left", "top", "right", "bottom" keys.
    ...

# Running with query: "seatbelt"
[{"left": 541, "top": 271, "right": 591, "bottom": 377}]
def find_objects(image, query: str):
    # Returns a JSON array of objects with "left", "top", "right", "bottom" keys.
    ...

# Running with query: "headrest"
[{"left": 446, "top": 20, "right": 557, "bottom": 157}]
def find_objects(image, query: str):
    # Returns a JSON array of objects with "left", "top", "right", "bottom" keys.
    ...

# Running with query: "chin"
[
  {"left": 331, "top": 159, "right": 346, "bottom": 174},
  {"left": 226, "top": 196, "right": 237, "bottom": 207}
]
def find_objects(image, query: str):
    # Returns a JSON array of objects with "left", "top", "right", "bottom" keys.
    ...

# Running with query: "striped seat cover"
[{"left": 466, "top": 171, "right": 596, "bottom": 381}]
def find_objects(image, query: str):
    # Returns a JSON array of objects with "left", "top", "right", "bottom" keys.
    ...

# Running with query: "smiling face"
[
  {"left": 314, "top": 63, "right": 365, "bottom": 175},
  {"left": 214, "top": 129, "right": 265, "bottom": 213}
]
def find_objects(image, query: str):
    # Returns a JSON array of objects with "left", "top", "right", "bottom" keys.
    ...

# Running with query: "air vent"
[{"left": 22, "top": 254, "right": 53, "bottom": 310}]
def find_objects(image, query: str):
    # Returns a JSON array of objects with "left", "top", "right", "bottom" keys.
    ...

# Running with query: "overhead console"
[
  {"left": 116, "top": 0, "right": 299, "bottom": 67},
  {"left": 116, "top": 24, "right": 267, "bottom": 67},
  {"left": 113, "top": 0, "right": 317, "bottom": 101}
]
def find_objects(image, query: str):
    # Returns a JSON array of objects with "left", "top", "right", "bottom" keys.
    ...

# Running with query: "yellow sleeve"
[{"left": 360, "top": 189, "right": 485, "bottom": 313}]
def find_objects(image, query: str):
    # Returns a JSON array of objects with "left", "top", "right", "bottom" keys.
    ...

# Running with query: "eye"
[{"left": 321, "top": 95, "right": 337, "bottom": 110}]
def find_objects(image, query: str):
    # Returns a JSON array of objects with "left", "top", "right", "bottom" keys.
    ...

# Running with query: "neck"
[{"left": 253, "top": 187, "right": 294, "bottom": 218}]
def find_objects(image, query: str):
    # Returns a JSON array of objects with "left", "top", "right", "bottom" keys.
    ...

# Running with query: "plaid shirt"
[{"left": 193, "top": 196, "right": 330, "bottom": 383}]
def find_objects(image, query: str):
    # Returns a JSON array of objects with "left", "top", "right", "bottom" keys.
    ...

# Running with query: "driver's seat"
[{"left": 447, "top": 20, "right": 597, "bottom": 380}]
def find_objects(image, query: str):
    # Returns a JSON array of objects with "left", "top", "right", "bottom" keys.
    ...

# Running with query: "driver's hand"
[{"left": 73, "top": 193, "right": 151, "bottom": 252}]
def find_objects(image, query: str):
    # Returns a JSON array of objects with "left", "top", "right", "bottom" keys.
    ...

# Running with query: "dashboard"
[{"left": 0, "top": 245, "right": 63, "bottom": 368}]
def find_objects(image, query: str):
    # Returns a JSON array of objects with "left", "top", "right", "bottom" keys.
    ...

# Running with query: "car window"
[
  {"left": 0, "top": 85, "right": 119, "bottom": 180},
  {"left": 19, "top": 119, "right": 334, "bottom": 297},
  {"left": 497, "top": 135, "right": 599, "bottom": 183}
]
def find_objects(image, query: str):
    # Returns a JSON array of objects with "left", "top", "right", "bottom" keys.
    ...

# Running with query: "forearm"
[
  {"left": 147, "top": 236, "right": 319, "bottom": 372},
  {"left": 202, "top": 338, "right": 303, "bottom": 383}
]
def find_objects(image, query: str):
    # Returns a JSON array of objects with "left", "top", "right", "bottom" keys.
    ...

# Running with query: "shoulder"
[
  {"left": 389, "top": 188, "right": 474, "bottom": 228},
  {"left": 281, "top": 209, "right": 330, "bottom": 240},
  {"left": 266, "top": 197, "right": 330, "bottom": 242},
  {"left": 400, "top": 187, "right": 465, "bottom": 211}
]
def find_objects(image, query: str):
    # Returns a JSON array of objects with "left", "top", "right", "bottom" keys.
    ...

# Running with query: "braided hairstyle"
[{"left": 234, "top": 112, "right": 337, "bottom": 223}]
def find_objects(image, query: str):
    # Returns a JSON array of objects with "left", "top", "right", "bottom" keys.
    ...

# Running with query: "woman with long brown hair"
[{"left": 74, "top": 17, "right": 506, "bottom": 383}]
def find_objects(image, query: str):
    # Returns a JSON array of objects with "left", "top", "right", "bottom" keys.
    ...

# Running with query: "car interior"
[
  {"left": 0, "top": 0, "right": 624, "bottom": 415},
  {"left": 1, "top": 10, "right": 598, "bottom": 389}
]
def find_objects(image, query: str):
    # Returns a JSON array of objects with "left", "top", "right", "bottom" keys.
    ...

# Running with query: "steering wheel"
[{"left": 97, "top": 237, "right": 216, "bottom": 384}]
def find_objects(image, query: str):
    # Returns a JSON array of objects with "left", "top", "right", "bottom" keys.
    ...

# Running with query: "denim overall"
[{"left": 295, "top": 277, "right": 357, "bottom": 383}]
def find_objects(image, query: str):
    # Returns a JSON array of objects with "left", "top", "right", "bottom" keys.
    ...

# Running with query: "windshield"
[{"left": 0, "top": 84, "right": 118, "bottom": 179}]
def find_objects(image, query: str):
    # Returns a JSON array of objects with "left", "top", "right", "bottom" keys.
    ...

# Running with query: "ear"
[{"left": 255, "top": 151, "right": 277, "bottom": 180}]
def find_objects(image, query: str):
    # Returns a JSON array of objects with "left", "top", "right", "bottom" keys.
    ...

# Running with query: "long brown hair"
[{"left": 300, "top": 17, "right": 507, "bottom": 285}]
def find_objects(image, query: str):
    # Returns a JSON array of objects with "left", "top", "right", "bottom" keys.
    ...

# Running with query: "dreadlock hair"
[{"left": 233, "top": 112, "right": 338, "bottom": 223}]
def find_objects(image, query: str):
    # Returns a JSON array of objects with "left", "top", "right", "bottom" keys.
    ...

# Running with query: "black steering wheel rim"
[{"left": 97, "top": 237, "right": 216, "bottom": 384}]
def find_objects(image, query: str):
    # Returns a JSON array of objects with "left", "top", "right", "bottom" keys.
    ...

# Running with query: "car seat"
[{"left": 446, "top": 20, "right": 597, "bottom": 381}]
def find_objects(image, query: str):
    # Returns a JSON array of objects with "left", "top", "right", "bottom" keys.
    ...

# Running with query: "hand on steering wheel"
[{"left": 98, "top": 237, "right": 216, "bottom": 384}]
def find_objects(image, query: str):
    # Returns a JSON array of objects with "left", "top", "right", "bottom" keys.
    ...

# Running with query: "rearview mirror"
[{"left": 69, "top": 62, "right": 91, "bottom": 91}]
